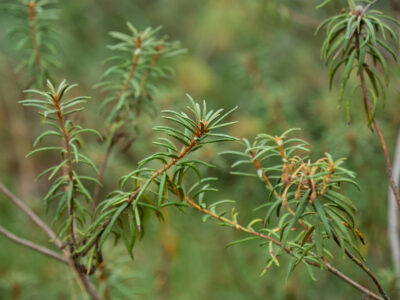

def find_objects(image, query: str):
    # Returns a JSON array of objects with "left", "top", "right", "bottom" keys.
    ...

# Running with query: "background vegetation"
[{"left": 0, "top": 0, "right": 400, "bottom": 299}]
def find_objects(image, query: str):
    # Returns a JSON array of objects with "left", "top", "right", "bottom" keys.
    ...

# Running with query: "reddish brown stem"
[
  {"left": 323, "top": 261, "right": 383, "bottom": 300},
  {"left": 127, "top": 137, "right": 199, "bottom": 205},
  {"left": 332, "top": 234, "right": 389, "bottom": 300},
  {"left": 355, "top": 31, "right": 400, "bottom": 208},
  {"left": 52, "top": 93, "right": 78, "bottom": 247}
]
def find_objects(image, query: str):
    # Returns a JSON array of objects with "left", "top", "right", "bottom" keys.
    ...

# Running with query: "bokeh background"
[{"left": 1, "top": 0, "right": 400, "bottom": 299}]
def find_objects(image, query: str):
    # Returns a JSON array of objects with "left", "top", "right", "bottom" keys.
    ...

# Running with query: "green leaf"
[
  {"left": 313, "top": 200, "right": 331, "bottom": 238},
  {"left": 281, "top": 191, "right": 310, "bottom": 248},
  {"left": 339, "top": 50, "right": 356, "bottom": 105},
  {"left": 99, "top": 203, "right": 129, "bottom": 248},
  {"left": 285, "top": 258, "right": 297, "bottom": 282},
  {"left": 26, "top": 146, "right": 64, "bottom": 157},
  {"left": 225, "top": 236, "right": 259, "bottom": 248}
]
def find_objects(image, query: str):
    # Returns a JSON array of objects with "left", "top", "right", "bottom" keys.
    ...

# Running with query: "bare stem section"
[{"left": 0, "top": 225, "right": 68, "bottom": 264}]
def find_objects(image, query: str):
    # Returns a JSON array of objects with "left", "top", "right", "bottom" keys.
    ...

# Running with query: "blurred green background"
[{"left": 1, "top": 0, "right": 400, "bottom": 299}]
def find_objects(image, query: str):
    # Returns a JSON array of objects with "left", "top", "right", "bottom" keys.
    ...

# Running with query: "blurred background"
[{"left": 1, "top": 0, "right": 400, "bottom": 299}]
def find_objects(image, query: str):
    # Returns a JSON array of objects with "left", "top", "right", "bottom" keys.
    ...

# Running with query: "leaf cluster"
[
  {"left": 3, "top": 0, "right": 60, "bottom": 86},
  {"left": 317, "top": 0, "right": 399, "bottom": 123},
  {"left": 96, "top": 22, "right": 185, "bottom": 137},
  {"left": 222, "top": 129, "right": 364, "bottom": 277},
  {"left": 73, "top": 96, "right": 237, "bottom": 263},
  {"left": 20, "top": 80, "right": 101, "bottom": 242}
]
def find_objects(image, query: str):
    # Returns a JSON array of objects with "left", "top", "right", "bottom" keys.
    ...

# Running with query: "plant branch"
[
  {"left": 0, "top": 181, "right": 102, "bottom": 300},
  {"left": 183, "top": 195, "right": 384, "bottom": 300},
  {"left": 93, "top": 37, "right": 144, "bottom": 208},
  {"left": 0, "top": 225, "right": 68, "bottom": 264},
  {"left": 323, "top": 260, "right": 383, "bottom": 300},
  {"left": 250, "top": 150, "right": 309, "bottom": 231},
  {"left": 52, "top": 92, "right": 78, "bottom": 247},
  {"left": 354, "top": 32, "right": 400, "bottom": 208},
  {"left": 83, "top": 126, "right": 206, "bottom": 255},
  {"left": 0, "top": 181, "right": 62, "bottom": 247},
  {"left": 250, "top": 140, "right": 384, "bottom": 295},
  {"left": 332, "top": 234, "right": 389, "bottom": 300},
  {"left": 389, "top": 129, "right": 400, "bottom": 289}
]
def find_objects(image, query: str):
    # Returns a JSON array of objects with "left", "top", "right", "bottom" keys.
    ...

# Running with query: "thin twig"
[
  {"left": 0, "top": 181, "right": 102, "bottom": 300},
  {"left": 332, "top": 234, "right": 389, "bottom": 300},
  {"left": 323, "top": 261, "right": 383, "bottom": 300},
  {"left": 0, "top": 225, "right": 68, "bottom": 264},
  {"left": 52, "top": 92, "right": 78, "bottom": 247},
  {"left": 0, "top": 181, "right": 61, "bottom": 247}
]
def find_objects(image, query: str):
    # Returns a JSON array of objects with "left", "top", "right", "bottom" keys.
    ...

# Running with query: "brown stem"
[
  {"left": 27, "top": 1, "right": 42, "bottom": 73},
  {"left": 333, "top": 234, "right": 390, "bottom": 300},
  {"left": 182, "top": 195, "right": 383, "bottom": 299},
  {"left": 354, "top": 31, "right": 400, "bottom": 208},
  {"left": 0, "top": 181, "right": 102, "bottom": 300},
  {"left": 81, "top": 138, "right": 197, "bottom": 254},
  {"left": 0, "top": 225, "right": 68, "bottom": 264},
  {"left": 183, "top": 196, "right": 289, "bottom": 250},
  {"left": 83, "top": 127, "right": 205, "bottom": 256},
  {"left": 52, "top": 93, "right": 78, "bottom": 247},
  {"left": 323, "top": 261, "right": 383, "bottom": 300},
  {"left": 127, "top": 137, "right": 199, "bottom": 205}
]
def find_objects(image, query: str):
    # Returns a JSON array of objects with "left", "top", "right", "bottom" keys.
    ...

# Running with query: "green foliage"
[
  {"left": 76, "top": 96, "right": 237, "bottom": 265},
  {"left": 96, "top": 22, "right": 184, "bottom": 143},
  {"left": 4, "top": 0, "right": 60, "bottom": 86},
  {"left": 317, "top": 0, "right": 399, "bottom": 123},
  {"left": 222, "top": 129, "right": 363, "bottom": 277},
  {"left": 20, "top": 80, "right": 101, "bottom": 243},
  {"left": 2, "top": 1, "right": 400, "bottom": 298}
]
